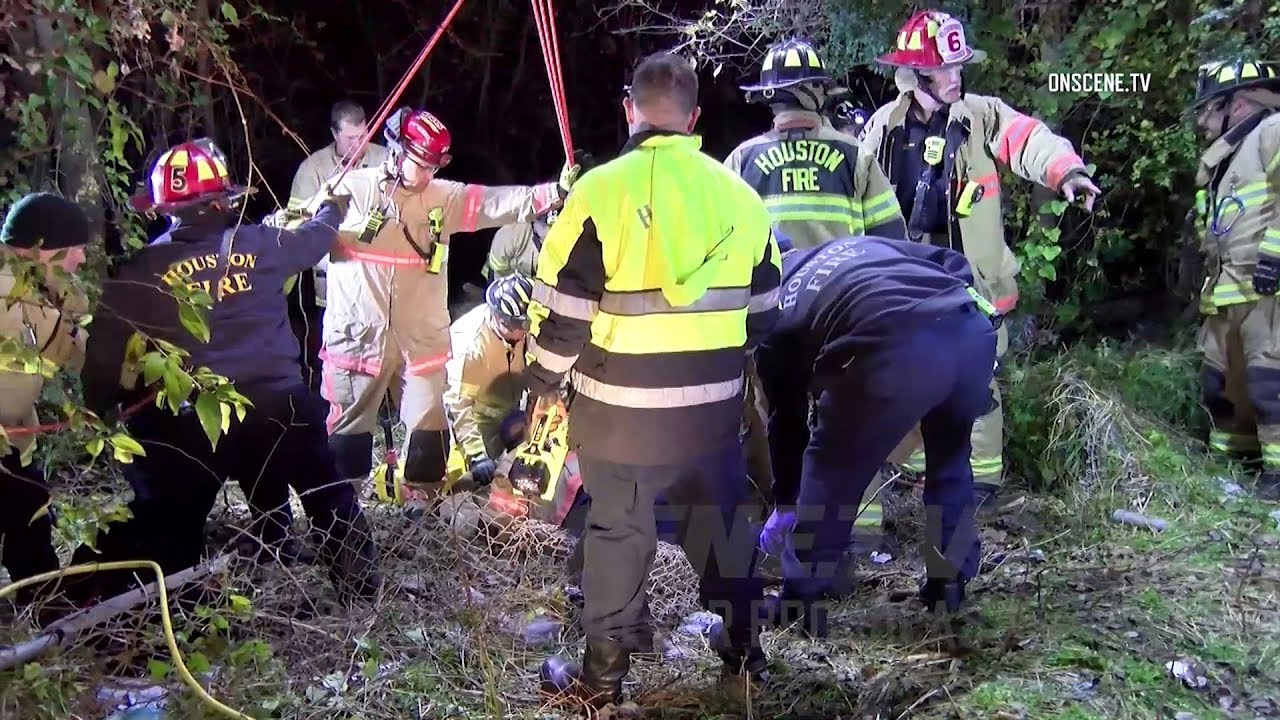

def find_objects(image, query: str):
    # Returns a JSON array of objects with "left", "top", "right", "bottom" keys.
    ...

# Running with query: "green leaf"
[
  {"left": 221, "top": 2, "right": 240, "bottom": 24},
  {"left": 86, "top": 437, "right": 104, "bottom": 460},
  {"left": 188, "top": 652, "right": 212, "bottom": 675},
  {"left": 1041, "top": 245, "right": 1063, "bottom": 261},
  {"left": 142, "top": 353, "right": 167, "bottom": 385},
  {"left": 228, "top": 593, "right": 252, "bottom": 614},
  {"left": 196, "top": 393, "right": 222, "bottom": 450},
  {"left": 178, "top": 303, "right": 210, "bottom": 343},
  {"left": 91, "top": 69, "right": 114, "bottom": 95},
  {"left": 1038, "top": 264, "right": 1058, "bottom": 281},
  {"left": 109, "top": 433, "right": 147, "bottom": 463},
  {"left": 163, "top": 366, "right": 195, "bottom": 408},
  {"left": 147, "top": 658, "right": 172, "bottom": 681}
]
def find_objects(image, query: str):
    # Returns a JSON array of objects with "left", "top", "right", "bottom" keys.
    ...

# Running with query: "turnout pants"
[
  {"left": 322, "top": 359, "right": 450, "bottom": 487},
  {"left": 1198, "top": 299, "right": 1280, "bottom": 468},
  {"left": 577, "top": 440, "right": 763, "bottom": 650},
  {"left": 786, "top": 307, "right": 995, "bottom": 600},
  {"left": 69, "top": 384, "right": 366, "bottom": 600},
  {"left": 0, "top": 454, "right": 60, "bottom": 591}
]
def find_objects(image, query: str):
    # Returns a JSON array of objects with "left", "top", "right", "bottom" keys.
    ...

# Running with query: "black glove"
[
  {"left": 1255, "top": 256, "right": 1280, "bottom": 296},
  {"left": 467, "top": 455, "right": 497, "bottom": 485}
]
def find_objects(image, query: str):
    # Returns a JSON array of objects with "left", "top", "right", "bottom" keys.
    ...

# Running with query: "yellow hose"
[{"left": 0, "top": 561, "right": 256, "bottom": 720}]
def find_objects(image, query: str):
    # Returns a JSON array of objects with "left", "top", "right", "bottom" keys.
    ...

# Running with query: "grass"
[{"left": 2, "top": 341, "right": 1279, "bottom": 719}]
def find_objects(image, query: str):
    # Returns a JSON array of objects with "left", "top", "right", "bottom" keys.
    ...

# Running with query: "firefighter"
[
  {"left": 285, "top": 101, "right": 391, "bottom": 391},
  {"left": 319, "top": 107, "right": 578, "bottom": 496},
  {"left": 755, "top": 234, "right": 998, "bottom": 636},
  {"left": 725, "top": 37, "right": 903, "bottom": 553},
  {"left": 726, "top": 38, "right": 906, "bottom": 247},
  {"left": 533, "top": 52, "right": 781, "bottom": 706},
  {"left": 443, "top": 273, "right": 535, "bottom": 486},
  {"left": 74, "top": 138, "right": 381, "bottom": 603},
  {"left": 0, "top": 193, "right": 91, "bottom": 604},
  {"left": 861, "top": 10, "right": 1100, "bottom": 509},
  {"left": 485, "top": 221, "right": 540, "bottom": 281},
  {"left": 832, "top": 101, "right": 872, "bottom": 141},
  {"left": 1188, "top": 58, "right": 1280, "bottom": 500}
]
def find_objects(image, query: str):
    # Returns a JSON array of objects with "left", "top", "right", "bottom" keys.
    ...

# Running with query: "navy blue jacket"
[
  {"left": 755, "top": 236, "right": 986, "bottom": 503},
  {"left": 83, "top": 203, "right": 341, "bottom": 416}
]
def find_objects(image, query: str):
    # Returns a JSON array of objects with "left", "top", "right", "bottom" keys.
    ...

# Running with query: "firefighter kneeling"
[
  {"left": 73, "top": 138, "right": 381, "bottom": 604},
  {"left": 754, "top": 234, "right": 997, "bottom": 637}
]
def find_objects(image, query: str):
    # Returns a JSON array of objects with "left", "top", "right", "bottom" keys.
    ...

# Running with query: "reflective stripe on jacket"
[
  {"left": 1196, "top": 111, "right": 1280, "bottom": 311},
  {"left": 444, "top": 304, "right": 528, "bottom": 460},
  {"left": 0, "top": 265, "right": 87, "bottom": 455},
  {"left": 525, "top": 130, "right": 783, "bottom": 465},
  {"left": 486, "top": 222, "right": 538, "bottom": 280},
  {"left": 725, "top": 110, "right": 905, "bottom": 248},
  {"left": 861, "top": 81, "right": 1088, "bottom": 315},
  {"left": 323, "top": 167, "right": 559, "bottom": 378}
]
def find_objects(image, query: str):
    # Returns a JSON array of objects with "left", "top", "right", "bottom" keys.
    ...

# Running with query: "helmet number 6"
[{"left": 946, "top": 31, "right": 963, "bottom": 54}]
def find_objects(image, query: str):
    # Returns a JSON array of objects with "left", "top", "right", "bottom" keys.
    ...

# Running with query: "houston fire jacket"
[
  {"left": 1195, "top": 110, "right": 1280, "bottom": 311},
  {"left": 861, "top": 70, "right": 1089, "bottom": 314},
  {"left": 443, "top": 303, "right": 528, "bottom": 461},
  {"left": 725, "top": 110, "right": 906, "bottom": 248},
  {"left": 81, "top": 204, "right": 343, "bottom": 416},
  {"left": 322, "top": 167, "right": 560, "bottom": 378},
  {"left": 525, "top": 130, "right": 782, "bottom": 465},
  {"left": 0, "top": 264, "right": 87, "bottom": 455}
]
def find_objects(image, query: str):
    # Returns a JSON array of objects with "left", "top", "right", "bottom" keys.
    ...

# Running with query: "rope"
[
  {"left": 531, "top": 0, "right": 574, "bottom": 161},
  {"left": 3, "top": 392, "right": 158, "bottom": 438},
  {"left": 0, "top": 561, "right": 255, "bottom": 719},
  {"left": 330, "top": 0, "right": 471, "bottom": 188}
]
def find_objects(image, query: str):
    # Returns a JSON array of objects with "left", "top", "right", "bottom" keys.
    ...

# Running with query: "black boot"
[
  {"left": 320, "top": 512, "right": 383, "bottom": 603},
  {"left": 707, "top": 620, "right": 769, "bottom": 682},
  {"left": 919, "top": 577, "right": 966, "bottom": 613},
  {"left": 1257, "top": 471, "right": 1280, "bottom": 501},
  {"left": 973, "top": 482, "right": 1000, "bottom": 517},
  {"left": 540, "top": 636, "right": 630, "bottom": 708}
]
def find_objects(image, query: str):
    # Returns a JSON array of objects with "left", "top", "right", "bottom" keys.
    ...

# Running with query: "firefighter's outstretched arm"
[
  {"left": 443, "top": 349, "right": 490, "bottom": 467},
  {"left": 979, "top": 96, "right": 1100, "bottom": 210},
  {"left": 443, "top": 162, "right": 581, "bottom": 235},
  {"left": 524, "top": 188, "right": 601, "bottom": 401}
]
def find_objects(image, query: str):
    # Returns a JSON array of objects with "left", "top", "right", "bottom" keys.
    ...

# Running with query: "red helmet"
[
  {"left": 876, "top": 11, "right": 986, "bottom": 70},
  {"left": 130, "top": 138, "right": 246, "bottom": 213},
  {"left": 385, "top": 108, "right": 452, "bottom": 168}
]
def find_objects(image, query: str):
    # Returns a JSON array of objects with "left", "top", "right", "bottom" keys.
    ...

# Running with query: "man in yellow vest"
[
  {"left": 1188, "top": 58, "right": 1280, "bottom": 500},
  {"left": 533, "top": 51, "right": 782, "bottom": 706},
  {"left": 861, "top": 10, "right": 1100, "bottom": 510}
]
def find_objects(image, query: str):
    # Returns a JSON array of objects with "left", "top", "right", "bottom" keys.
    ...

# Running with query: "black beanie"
[{"left": 1, "top": 192, "right": 92, "bottom": 250}]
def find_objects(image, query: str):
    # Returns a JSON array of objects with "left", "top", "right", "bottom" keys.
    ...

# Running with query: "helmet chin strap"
[
  {"left": 914, "top": 70, "right": 949, "bottom": 107},
  {"left": 771, "top": 83, "right": 827, "bottom": 112}
]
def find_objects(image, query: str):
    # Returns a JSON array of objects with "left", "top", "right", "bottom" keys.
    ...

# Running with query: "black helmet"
[
  {"left": 740, "top": 38, "right": 832, "bottom": 96},
  {"left": 1189, "top": 59, "right": 1280, "bottom": 111},
  {"left": 832, "top": 101, "right": 871, "bottom": 139}
]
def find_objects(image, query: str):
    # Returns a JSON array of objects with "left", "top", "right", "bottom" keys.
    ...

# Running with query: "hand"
[
  {"left": 1060, "top": 173, "right": 1101, "bottom": 212},
  {"left": 467, "top": 455, "right": 497, "bottom": 485},
  {"left": 758, "top": 508, "right": 797, "bottom": 556},
  {"left": 557, "top": 161, "right": 582, "bottom": 198},
  {"left": 528, "top": 391, "right": 565, "bottom": 429},
  {"left": 1254, "top": 257, "right": 1280, "bottom": 296}
]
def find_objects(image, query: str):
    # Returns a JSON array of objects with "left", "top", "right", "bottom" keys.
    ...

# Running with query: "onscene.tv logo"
[{"left": 1048, "top": 73, "right": 1151, "bottom": 93}]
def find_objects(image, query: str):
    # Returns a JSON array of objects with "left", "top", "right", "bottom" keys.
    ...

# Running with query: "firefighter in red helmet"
[
  {"left": 315, "top": 107, "right": 579, "bottom": 498},
  {"left": 860, "top": 10, "right": 1099, "bottom": 516},
  {"left": 72, "top": 137, "right": 382, "bottom": 604}
]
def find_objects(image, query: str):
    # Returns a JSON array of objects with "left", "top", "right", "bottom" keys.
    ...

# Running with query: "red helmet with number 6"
[
  {"left": 875, "top": 10, "right": 987, "bottom": 69},
  {"left": 385, "top": 107, "right": 452, "bottom": 168},
  {"left": 130, "top": 138, "right": 247, "bottom": 214}
]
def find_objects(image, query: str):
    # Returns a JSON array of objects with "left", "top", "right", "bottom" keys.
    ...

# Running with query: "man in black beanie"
[{"left": 0, "top": 192, "right": 93, "bottom": 602}]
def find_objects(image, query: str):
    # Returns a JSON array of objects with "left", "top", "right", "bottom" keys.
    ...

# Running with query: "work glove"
[
  {"left": 758, "top": 507, "right": 797, "bottom": 557},
  {"left": 1255, "top": 256, "right": 1280, "bottom": 296},
  {"left": 499, "top": 409, "right": 529, "bottom": 451},
  {"left": 306, "top": 185, "right": 352, "bottom": 218},
  {"left": 467, "top": 455, "right": 497, "bottom": 485},
  {"left": 556, "top": 161, "right": 581, "bottom": 200}
]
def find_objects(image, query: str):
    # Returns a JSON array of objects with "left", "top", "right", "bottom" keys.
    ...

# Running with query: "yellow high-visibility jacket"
[
  {"left": 725, "top": 110, "right": 905, "bottom": 248},
  {"left": 525, "top": 131, "right": 782, "bottom": 465}
]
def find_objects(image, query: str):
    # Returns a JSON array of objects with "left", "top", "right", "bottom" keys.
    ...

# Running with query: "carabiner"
[{"left": 1211, "top": 194, "right": 1245, "bottom": 236}]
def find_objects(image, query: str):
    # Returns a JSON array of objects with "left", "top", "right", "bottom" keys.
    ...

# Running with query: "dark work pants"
[
  {"left": 289, "top": 302, "right": 325, "bottom": 393},
  {"left": 69, "top": 383, "right": 362, "bottom": 599},
  {"left": 0, "top": 454, "right": 60, "bottom": 586},
  {"left": 577, "top": 440, "right": 763, "bottom": 650},
  {"left": 784, "top": 306, "right": 996, "bottom": 600}
]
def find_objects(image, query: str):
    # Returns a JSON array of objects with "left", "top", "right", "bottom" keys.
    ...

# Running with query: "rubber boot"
[
  {"left": 1256, "top": 470, "right": 1280, "bottom": 501},
  {"left": 321, "top": 512, "right": 383, "bottom": 603},
  {"left": 919, "top": 577, "right": 966, "bottom": 614},
  {"left": 539, "top": 636, "right": 630, "bottom": 708}
]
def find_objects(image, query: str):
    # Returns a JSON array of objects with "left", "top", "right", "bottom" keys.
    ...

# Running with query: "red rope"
[
  {"left": 331, "top": 0, "right": 471, "bottom": 187},
  {"left": 4, "top": 392, "right": 158, "bottom": 438},
  {"left": 532, "top": 0, "right": 573, "bottom": 161}
]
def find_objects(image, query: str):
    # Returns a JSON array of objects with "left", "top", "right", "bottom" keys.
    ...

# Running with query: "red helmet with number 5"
[
  {"left": 130, "top": 138, "right": 247, "bottom": 213},
  {"left": 385, "top": 107, "right": 452, "bottom": 168},
  {"left": 876, "top": 11, "right": 987, "bottom": 70}
]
